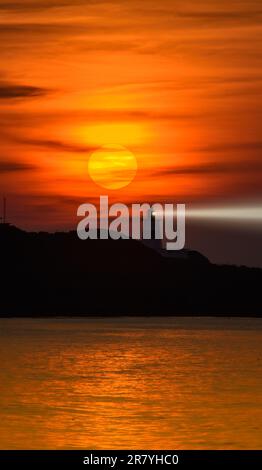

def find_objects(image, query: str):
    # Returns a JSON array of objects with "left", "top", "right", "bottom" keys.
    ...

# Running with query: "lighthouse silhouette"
[
  {"left": 141, "top": 208, "right": 165, "bottom": 253},
  {"left": 142, "top": 207, "right": 189, "bottom": 259}
]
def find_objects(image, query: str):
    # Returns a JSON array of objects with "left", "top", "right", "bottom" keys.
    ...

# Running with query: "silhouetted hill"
[{"left": 0, "top": 224, "right": 261, "bottom": 316}]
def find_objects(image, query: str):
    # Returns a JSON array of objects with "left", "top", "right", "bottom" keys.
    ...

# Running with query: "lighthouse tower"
[{"left": 141, "top": 208, "right": 164, "bottom": 253}]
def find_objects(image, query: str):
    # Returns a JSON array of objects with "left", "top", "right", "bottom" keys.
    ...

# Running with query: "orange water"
[{"left": 0, "top": 317, "right": 261, "bottom": 449}]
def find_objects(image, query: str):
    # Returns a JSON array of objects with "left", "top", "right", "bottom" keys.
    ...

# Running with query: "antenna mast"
[{"left": 2, "top": 197, "right": 7, "bottom": 224}]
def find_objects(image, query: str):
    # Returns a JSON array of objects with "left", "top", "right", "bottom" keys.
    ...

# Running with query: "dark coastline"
[{"left": 1, "top": 224, "right": 262, "bottom": 318}]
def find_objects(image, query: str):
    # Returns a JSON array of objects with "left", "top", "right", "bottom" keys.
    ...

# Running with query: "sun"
[{"left": 88, "top": 144, "right": 137, "bottom": 190}]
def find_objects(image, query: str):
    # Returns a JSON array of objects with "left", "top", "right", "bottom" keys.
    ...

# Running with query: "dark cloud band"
[
  {"left": 0, "top": 161, "right": 36, "bottom": 173},
  {"left": 0, "top": 82, "right": 48, "bottom": 99}
]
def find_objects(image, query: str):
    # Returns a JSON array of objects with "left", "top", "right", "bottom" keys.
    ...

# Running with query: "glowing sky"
[{"left": 0, "top": 0, "right": 262, "bottom": 230}]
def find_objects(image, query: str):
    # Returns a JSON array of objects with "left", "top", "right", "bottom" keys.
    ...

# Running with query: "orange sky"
[{"left": 0, "top": 0, "right": 262, "bottom": 230}]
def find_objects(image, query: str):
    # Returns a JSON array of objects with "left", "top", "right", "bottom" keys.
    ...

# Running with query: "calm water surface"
[{"left": 0, "top": 317, "right": 261, "bottom": 449}]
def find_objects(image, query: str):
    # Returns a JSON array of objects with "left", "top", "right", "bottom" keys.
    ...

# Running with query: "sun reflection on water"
[{"left": 0, "top": 317, "right": 261, "bottom": 449}]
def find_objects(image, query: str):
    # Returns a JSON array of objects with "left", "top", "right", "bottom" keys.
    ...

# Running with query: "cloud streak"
[
  {"left": 198, "top": 141, "right": 262, "bottom": 153},
  {"left": 9, "top": 136, "right": 97, "bottom": 154},
  {"left": 0, "top": 161, "right": 36, "bottom": 173},
  {"left": 0, "top": 81, "right": 49, "bottom": 99},
  {"left": 0, "top": 0, "right": 108, "bottom": 12},
  {"left": 153, "top": 160, "right": 262, "bottom": 177}
]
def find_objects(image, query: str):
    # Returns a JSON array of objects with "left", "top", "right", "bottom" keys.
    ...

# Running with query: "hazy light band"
[
  {"left": 186, "top": 207, "right": 262, "bottom": 221},
  {"left": 154, "top": 206, "right": 262, "bottom": 222}
]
